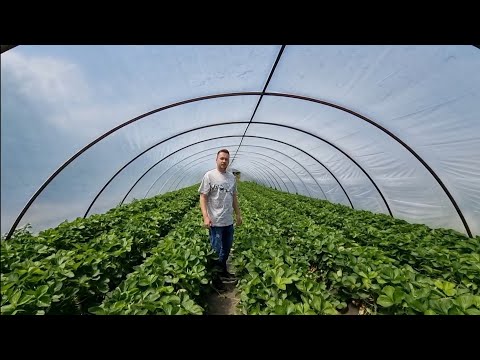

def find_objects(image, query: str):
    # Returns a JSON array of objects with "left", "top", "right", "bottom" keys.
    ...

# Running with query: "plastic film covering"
[
  {"left": 124, "top": 137, "right": 242, "bottom": 201},
  {"left": 239, "top": 136, "right": 352, "bottom": 207},
  {"left": 234, "top": 140, "right": 329, "bottom": 200},
  {"left": 2, "top": 44, "right": 479, "bottom": 237},
  {"left": 267, "top": 45, "right": 480, "bottom": 235},
  {"left": 1, "top": 45, "right": 279, "bottom": 234},
  {"left": 9, "top": 98, "right": 257, "bottom": 233},
  {"left": 249, "top": 98, "right": 460, "bottom": 231}
]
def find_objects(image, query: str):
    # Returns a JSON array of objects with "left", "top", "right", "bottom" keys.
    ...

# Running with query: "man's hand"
[
  {"left": 236, "top": 215, "right": 243, "bottom": 226},
  {"left": 203, "top": 216, "right": 212, "bottom": 228}
]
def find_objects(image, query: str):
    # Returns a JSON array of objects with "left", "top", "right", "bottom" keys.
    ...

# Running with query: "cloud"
[
  {"left": 2, "top": 51, "right": 90, "bottom": 108},
  {"left": 1, "top": 51, "right": 140, "bottom": 140}
]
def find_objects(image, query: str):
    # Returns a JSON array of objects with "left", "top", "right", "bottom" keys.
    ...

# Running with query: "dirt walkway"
[
  {"left": 205, "top": 249, "right": 240, "bottom": 315},
  {"left": 205, "top": 283, "right": 240, "bottom": 315}
]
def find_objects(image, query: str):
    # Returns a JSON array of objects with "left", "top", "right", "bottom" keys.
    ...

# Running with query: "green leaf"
[
  {"left": 465, "top": 308, "right": 480, "bottom": 315},
  {"left": 454, "top": 295, "right": 475, "bottom": 311},
  {"left": 286, "top": 303, "right": 296, "bottom": 315},
  {"left": 164, "top": 304, "right": 173, "bottom": 315},
  {"left": 36, "top": 295, "right": 51, "bottom": 308},
  {"left": 448, "top": 307, "right": 464, "bottom": 315},
  {"left": 311, "top": 297, "right": 322, "bottom": 312},
  {"left": 358, "top": 271, "right": 368, "bottom": 278},
  {"left": 88, "top": 306, "right": 106, "bottom": 315},
  {"left": 431, "top": 298, "right": 453, "bottom": 315},
  {"left": 408, "top": 299, "right": 427, "bottom": 313},
  {"left": 36, "top": 285, "right": 49, "bottom": 297},
  {"left": 377, "top": 295, "right": 394, "bottom": 308},
  {"left": 1, "top": 304, "right": 16, "bottom": 315},
  {"left": 10, "top": 290, "right": 22, "bottom": 305},
  {"left": 434, "top": 280, "right": 457, "bottom": 297},
  {"left": 382, "top": 285, "right": 395, "bottom": 299},
  {"left": 98, "top": 282, "right": 109, "bottom": 293},
  {"left": 54, "top": 282, "right": 64, "bottom": 292},
  {"left": 424, "top": 309, "right": 437, "bottom": 315},
  {"left": 393, "top": 289, "right": 405, "bottom": 304},
  {"left": 36, "top": 310, "right": 45, "bottom": 315},
  {"left": 442, "top": 282, "right": 457, "bottom": 296},
  {"left": 17, "top": 293, "right": 35, "bottom": 306},
  {"left": 112, "top": 301, "right": 126, "bottom": 312},
  {"left": 277, "top": 282, "right": 286, "bottom": 290},
  {"left": 139, "top": 278, "right": 150, "bottom": 286}
]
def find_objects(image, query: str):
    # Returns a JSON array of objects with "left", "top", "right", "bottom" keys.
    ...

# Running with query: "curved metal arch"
[
  {"left": 159, "top": 153, "right": 279, "bottom": 195},
  {"left": 173, "top": 160, "right": 279, "bottom": 194},
  {"left": 152, "top": 152, "right": 276, "bottom": 196},
  {"left": 145, "top": 145, "right": 321, "bottom": 199},
  {"left": 218, "top": 151, "right": 300, "bottom": 197},
  {"left": 262, "top": 93, "right": 471, "bottom": 237},
  {"left": 167, "top": 157, "right": 275, "bottom": 193},
  {"left": 236, "top": 145, "right": 327, "bottom": 199},
  {"left": 241, "top": 138, "right": 351, "bottom": 205},
  {"left": 217, "top": 150, "right": 300, "bottom": 197},
  {"left": 167, "top": 155, "right": 292, "bottom": 195},
  {"left": 168, "top": 157, "right": 279, "bottom": 194},
  {"left": 231, "top": 158, "right": 282, "bottom": 191},
  {"left": 235, "top": 150, "right": 320, "bottom": 197},
  {"left": 7, "top": 91, "right": 469, "bottom": 238},
  {"left": 6, "top": 95, "right": 377, "bottom": 240},
  {"left": 230, "top": 156, "right": 291, "bottom": 192},
  {"left": 255, "top": 121, "right": 392, "bottom": 216},
  {"left": 10, "top": 119, "right": 367, "bottom": 239},
  {"left": 118, "top": 134, "right": 354, "bottom": 211},
  {"left": 159, "top": 153, "right": 284, "bottom": 195},
  {"left": 97, "top": 121, "right": 375, "bottom": 216},
  {"left": 234, "top": 164, "right": 277, "bottom": 190},
  {"left": 144, "top": 144, "right": 317, "bottom": 199}
]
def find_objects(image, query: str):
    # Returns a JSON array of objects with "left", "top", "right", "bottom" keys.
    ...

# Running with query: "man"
[{"left": 199, "top": 149, "right": 242, "bottom": 287}]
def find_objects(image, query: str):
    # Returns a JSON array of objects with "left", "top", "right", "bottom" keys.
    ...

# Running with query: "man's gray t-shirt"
[{"left": 198, "top": 169, "right": 237, "bottom": 227}]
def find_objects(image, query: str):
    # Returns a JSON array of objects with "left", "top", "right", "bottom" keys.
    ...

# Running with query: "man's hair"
[{"left": 217, "top": 149, "right": 230, "bottom": 158}]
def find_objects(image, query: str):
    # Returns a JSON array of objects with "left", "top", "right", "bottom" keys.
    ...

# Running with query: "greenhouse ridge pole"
[{"left": 231, "top": 45, "right": 286, "bottom": 166}]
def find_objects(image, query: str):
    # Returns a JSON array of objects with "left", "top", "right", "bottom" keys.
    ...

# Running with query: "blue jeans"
[{"left": 209, "top": 224, "right": 234, "bottom": 271}]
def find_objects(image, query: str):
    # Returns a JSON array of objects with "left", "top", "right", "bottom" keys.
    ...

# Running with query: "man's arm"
[
  {"left": 200, "top": 193, "right": 211, "bottom": 228},
  {"left": 233, "top": 192, "right": 242, "bottom": 226}
]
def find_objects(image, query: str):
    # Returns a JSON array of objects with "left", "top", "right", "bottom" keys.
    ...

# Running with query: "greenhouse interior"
[{"left": 1, "top": 45, "right": 479, "bottom": 315}]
